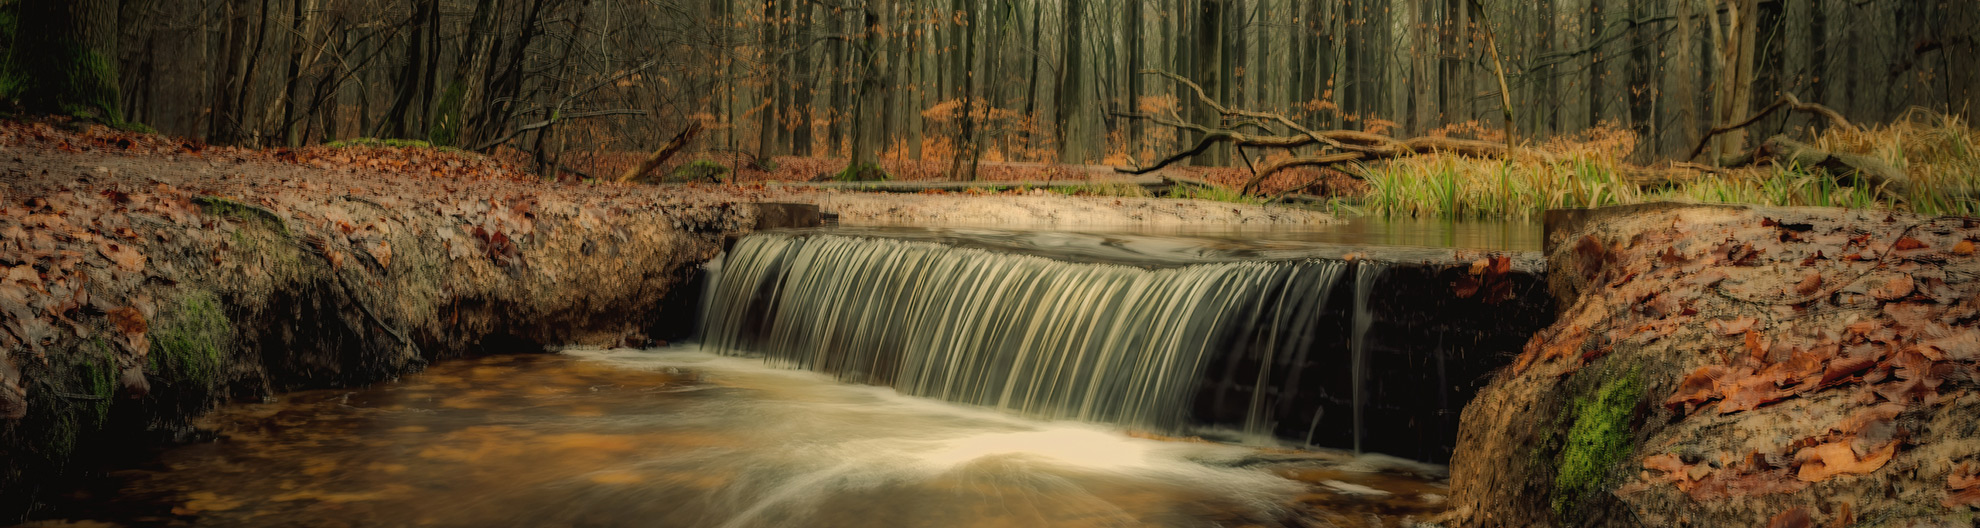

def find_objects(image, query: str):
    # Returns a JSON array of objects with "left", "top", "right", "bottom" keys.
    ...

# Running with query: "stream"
[
  {"left": 32, "top": 350, "right": 1449, "bottom": 528},
  {"left": 21, "top": 221, "right": 1537, "bottom": 528}
]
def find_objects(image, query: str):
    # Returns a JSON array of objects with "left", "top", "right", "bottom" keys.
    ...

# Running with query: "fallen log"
[
  {"left": 741, "top": 175, "right": 1168, "bottom": 193},
  {"left": 618, "top": 122, "right": 704, "bottom": 183},
  {"left": 1751, "top": 135, "right": 1909, "bottom": 194}
]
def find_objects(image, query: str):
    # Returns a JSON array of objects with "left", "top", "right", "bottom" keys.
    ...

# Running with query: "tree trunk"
[
  {"left": 1057, "top": 0, "right": 1091, "bottom": 163},
  {"left": 3, "top": 0, "right": 123, "bottom": 122},
  {"left": 851, "top": 1, "right": 889, "bottom": 169},
  {"left": 1191, "top": 0, "right": 1228, "bottom": 166}
]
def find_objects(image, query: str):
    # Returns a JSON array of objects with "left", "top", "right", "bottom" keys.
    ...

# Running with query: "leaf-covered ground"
[{"left": 1451, "top": 203, "right": 1980, "bottom": 527}]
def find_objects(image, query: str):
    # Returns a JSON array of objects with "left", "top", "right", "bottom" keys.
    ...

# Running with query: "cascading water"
[
  {"left": 1349, "top": 261, "right": 1387, "bottom": 454},
  {"left": 701, "top": 232, "right": 1364, "bottom": 438}
]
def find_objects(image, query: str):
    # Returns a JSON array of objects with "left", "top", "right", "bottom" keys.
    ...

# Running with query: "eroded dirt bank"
[
  {"left": 1449, "top": 204, "right": 1980, "bottom": 527},
  {"left": 0, "top": 121, "right": 1333, "bottom": 518}
]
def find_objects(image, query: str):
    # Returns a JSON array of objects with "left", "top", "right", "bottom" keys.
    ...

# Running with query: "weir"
[{"left": 700, "top": 229, "right": 1552, "bottom": 461}]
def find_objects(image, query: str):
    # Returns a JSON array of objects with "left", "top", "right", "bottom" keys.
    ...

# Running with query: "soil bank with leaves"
[
  {"left": 0, "top": 120, "right": 777, "bottom": 515},
  {"left": 1450, "top": 204, "right": 1980, "bottom": 527}
]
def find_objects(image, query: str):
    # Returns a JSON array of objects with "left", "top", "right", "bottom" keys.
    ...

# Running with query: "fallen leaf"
[
  {"left": 1766, "top": 507, "right": 1813, "bottom": 528},
  {"left": 1794, "top": 272, "right": 1823, "bottom": 296},
  {"left": 1954, "top": 240, "right": 1975, "bottom": 256},
  {"left": 1870, "top": 275, "right": 1915, "bottom": 301},
  {"left": 1794, "top": 441, "right": 1896, "bottom": 482},
  {"left": 95, "top": 239, "right": 145, "bottom": 272},
  {"left": 1667, "top": 365, "right": 1728, "bottom": 411},
  {"left": 1951, "top": 461, "right": 1980, "bottom": 490},
  {"left": 1708, "top": 317, "right": 1759, "bottom": 335},
  {"left": 107, "top": 306, "right": 147, "bottom": 335},
  {"left": 1893, "top": 237, "right": 1929, "bottom": 251},
  {"left": 366, "top": 241, "right": 392, "bottom": 268}
]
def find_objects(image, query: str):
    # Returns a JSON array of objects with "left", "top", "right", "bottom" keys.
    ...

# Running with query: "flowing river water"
[
  {"left": 35, "top": 350, "right": 1450, "bottom": 527},
  {"left": 23, "top": 221, "right": 1538, "bottom": 527}
]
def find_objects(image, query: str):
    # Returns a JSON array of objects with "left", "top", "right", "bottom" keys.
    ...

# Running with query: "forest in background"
[{"left": 4, "top": 0, "right": 1978, "bottom": 180}]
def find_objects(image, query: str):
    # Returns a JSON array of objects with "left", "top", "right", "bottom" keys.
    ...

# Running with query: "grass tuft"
[{"left": 1350, "top": 114, "right": 1980, "bottom": 219}]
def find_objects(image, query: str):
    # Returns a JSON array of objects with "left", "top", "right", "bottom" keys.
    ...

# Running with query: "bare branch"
[{"left": 1687, "top": 93, "right": 1859, "bottom": 161}]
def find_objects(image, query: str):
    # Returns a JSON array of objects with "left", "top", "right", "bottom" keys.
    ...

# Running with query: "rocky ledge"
[{"left": 1450, "top": 203, "right": 1980, "bottom": 527}]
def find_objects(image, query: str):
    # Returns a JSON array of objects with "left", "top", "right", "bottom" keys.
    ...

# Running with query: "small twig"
[{"left": 1713, "top": 219, "right": 1939, "bottom": 306}]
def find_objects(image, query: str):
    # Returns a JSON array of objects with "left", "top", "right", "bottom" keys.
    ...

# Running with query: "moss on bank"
[
  {"left": 1550, "top": 367, "right": 1644, "bottom": 517},
  {"left": 148, "top": 290, "right": 231, "bottom": 396},
  {"left": 324, "top": 137, "right": 462, "bottom": 153}
]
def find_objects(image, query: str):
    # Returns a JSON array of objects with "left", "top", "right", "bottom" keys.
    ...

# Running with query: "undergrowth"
[
  {"left": 1353, "top": 113, "right": 1980, "bottom": 220},
  {"left": 1168, "top": 184, "right": 1261, "bottom": 205},
  {"left": 325, "top": 137, "right": 462, "bottom": 153}
]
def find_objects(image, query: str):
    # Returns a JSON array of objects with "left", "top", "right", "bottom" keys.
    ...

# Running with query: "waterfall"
[
  {"left": 701, "top": 232, "right": 1346, "bottom": 434},
  {"left": 1349, "top": 261, "right": 1387, "bottom": 454}
]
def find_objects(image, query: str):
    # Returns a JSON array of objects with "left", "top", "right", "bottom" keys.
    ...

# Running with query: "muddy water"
[{"left": 27, "top": 348, "right": 1447, "bottom": 528}]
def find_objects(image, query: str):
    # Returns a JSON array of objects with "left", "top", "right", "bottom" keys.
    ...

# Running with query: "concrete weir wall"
[{"left": 1189, "top": 250, "right": 1554, "bottom": 462}]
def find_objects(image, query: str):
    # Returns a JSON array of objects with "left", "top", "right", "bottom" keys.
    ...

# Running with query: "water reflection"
[{"left": 26, "top": 348, "right": 1449, "bottom": 528}]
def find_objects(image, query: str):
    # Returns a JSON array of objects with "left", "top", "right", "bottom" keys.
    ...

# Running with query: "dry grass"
[{"left": 1351, "top": 113, "right": 1980, "bottom": 220}]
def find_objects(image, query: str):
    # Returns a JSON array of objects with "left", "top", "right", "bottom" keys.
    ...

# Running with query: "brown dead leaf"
[
  {"left": 1794, "top": 441, "right": 1896, "bottom": 482},
  {"left": 1794, "top": 273, "right": 1823, "bottom": 296},
  {"left": 1948, "top": 488, "right": 1980, "bottom": 509},
  {"left": 95, "top": 238, "right": 145, "bottom": 272},
  {"left": 1766, "top": 507, "right": 1813, "bottom": 528},
  {"left": 1667, "top": 365, "right": 1728, "bottom": 411},
  {"left": 1951, "top": 461, "right": 1980, "bottom": 490},
  {"left": 366, "top": 241, "right": 392, "bottom": 268},
  {"left": 1893, "top": 237, "right": 1929, "bottom": 252},
  {"left": 107, "top": 306, "right": 147, "bottom": 335},
  {"left": 1687, "top": 467, "right": 1810, "bottom": 500},
  {"left": 1953, "top": 240, "right": 1975, "bottom": 257},
  {"left": 1947, "top": 462, "right": 1980, "bottom": 508},
  {"left": 1870, "top": 275, "right": 1915, "bottom": 301},
  {"left": 1709, "top": 317, "right": 1759, "bottom": 336}
]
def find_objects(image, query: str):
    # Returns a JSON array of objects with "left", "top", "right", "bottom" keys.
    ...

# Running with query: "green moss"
[
  {"left": 148, "top": 291, "right": 231, "bottom": 394},
  {"left": 325, "top": 137, "right": 462, "bottom": 153},
  {"left": 79, "top": 340, "right": 116, "bottom": 425},
  {"left": 667, "top": 160, "right": 731, "bottom": 183},
  {"left": 195, "top": 195, "right": 289, "bottom": 236},
  {"left": 1166, "top": 184, "right": 1261, "bottom": 204},
  {"left": 1050, "top": 182, "right": 1153, "bottom": 198},
  {"left": 835, "top": 162, "right": 892, "bottom": 182},
  {"left": 1551, "top": 368, "right": 1644, "bottom": 516}
]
